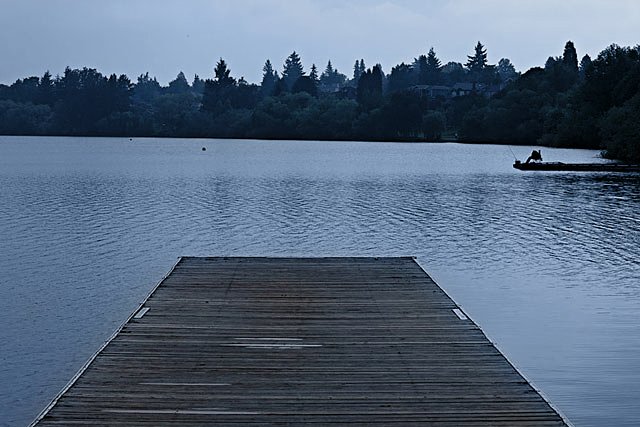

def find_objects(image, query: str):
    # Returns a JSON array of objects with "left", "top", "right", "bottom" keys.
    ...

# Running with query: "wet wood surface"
[{"left": 33, "top": 257, "right": 567, "bottom": 426}]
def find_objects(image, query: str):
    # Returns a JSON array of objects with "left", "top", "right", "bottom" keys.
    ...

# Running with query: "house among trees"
[
  {"left": 452, "top": 82, "right": 474, "bottom": 97},
  {"left": 408, "top": 81, "right": 501, "bottom": 100},
  {"left": 409, "top": 85, "right": 451, "bottom": 99}
]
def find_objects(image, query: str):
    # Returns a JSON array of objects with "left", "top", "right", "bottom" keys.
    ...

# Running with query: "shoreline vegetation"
[{"left": 1, "top": 41, "right": 639, "bottom": 162}]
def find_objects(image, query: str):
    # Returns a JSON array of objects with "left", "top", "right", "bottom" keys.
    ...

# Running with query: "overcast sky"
[{"left": 1, "top": 0, "right": 639, "bottom": 85}]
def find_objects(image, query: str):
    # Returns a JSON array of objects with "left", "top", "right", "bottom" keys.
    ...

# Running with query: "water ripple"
[{"left": 1, "top": 137, "right": 640, "bottom": 426}]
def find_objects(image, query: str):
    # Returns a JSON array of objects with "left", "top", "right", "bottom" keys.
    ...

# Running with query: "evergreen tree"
[
  {"left": 545, "top": 56, "right": 560, "bottom": 70},
  {"left": 292, "top": 76, "right": 318, "bottom": 97},
  {"left": 105, "top": 73, "right": 131, "bottom": 113},
  {"left": 261, "top": 59, "right": 278, "bottom": 96},
  {"left": 132, "top": 72, "right": 161, "bottom": 104},
  {"left": 563, "top": 41, "right": 579, "bottom": 72},
  {"left": 353, "top": 60, "right": 362, "bottom": 81},
  {"left": 353, "top": 60, "right": 366, "bottom": 85},
  {"left": 192, "top": 74, "right": 205, "bottom": 93},
  {"left": 310, "top": 64, "right": 319, "bottom": 83},
  {"left": 420, "top": 47, "right": 442, "bottom": 84},
  {"left": 319, "top": 61, "right": 347, "bottom": 90},
  {"left": 11, "top": 77, "right": 41, "bottom": 103},
  {"left": 416, "top": 55, "right": 428, "bottom": 84},
  {"left": 202, "top": 58, "right": 237, "bottom": 114},
  {"left": 497, "top": 58, "right": 518, "bottom": 81},
  {"left": 273, "top": 75, "right": 287, "bottom": 96},
  {"left": 357, "top": 65, "right": 383, "bottom": 109},
  {"left": 426, "top": 48, "right": 442, "bottom": 70},
  {"left": 465, "top": 41, "right": 488, "bottom": 71},
  {"left": 214, "top": 58, "right": 236, "bottom": 86},
  {"left": 282, "top": 51, "right": 305, "bottom": 90},
  {"left": 579, "top": 54, "right": 593, "bottom": 79},
  {"left": 262, "top": 59, "right": 275, "bottom": 79},
  {"left": 441, "top": 61, "right": 466, "bottom": 85},
  {"left": 388, "top": 63, "right": 415, "bottom": 92},
  {"left": 37, "top": 71, "right": 55, "bottom": 105},
  {"left": 53, "top": 67, "right": 130, "bottom": 133},
  {"left": 167, "top": 71, "right": 190, "bottom": 94},
  {"left": 324, "top": 60, "right": 335, "bottom": 77}
]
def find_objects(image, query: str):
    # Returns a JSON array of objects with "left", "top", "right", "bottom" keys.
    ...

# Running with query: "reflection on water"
[{"left": 1, "top": 136, "right": 639, "bottom": 426}]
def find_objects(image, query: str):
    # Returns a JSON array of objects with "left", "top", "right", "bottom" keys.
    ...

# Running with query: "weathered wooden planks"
[{"left": 32, "top": 257, "right": 568, "bottom": 426}]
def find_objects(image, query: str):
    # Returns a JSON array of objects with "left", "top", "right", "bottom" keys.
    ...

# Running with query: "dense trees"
[
  {"left": 455, "top": 42, "right": 640, "bottom": 162},
  {"left": 356, "top": 65, "right": 384, "bottom": 110},
  {"left": 1, "top": 41, "right": 639, "bottom": 161}
]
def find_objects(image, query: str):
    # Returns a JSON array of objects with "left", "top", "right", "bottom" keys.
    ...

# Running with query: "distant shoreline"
[{"left": 0, "top": 133, "right": 566, "bottom": 148}]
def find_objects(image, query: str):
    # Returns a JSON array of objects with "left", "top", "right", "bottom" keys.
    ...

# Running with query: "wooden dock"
[{"left": 33, "top": 257, "right": 568, "bottom": 426}]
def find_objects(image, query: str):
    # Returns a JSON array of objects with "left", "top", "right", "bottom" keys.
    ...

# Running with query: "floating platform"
[
  {"left": 513, "top": 160, "right": 640, "bottom": 172},
  {"left": 32, "top": 257, "right": 568, "bottom": 426}
]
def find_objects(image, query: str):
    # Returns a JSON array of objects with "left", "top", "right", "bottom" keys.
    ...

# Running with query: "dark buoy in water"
[
  {"left": 129, "top": 138, "right": 133, "bottom": 141},
  {"left": 202, "top": 147, "right": 206, "bottom": 151}
]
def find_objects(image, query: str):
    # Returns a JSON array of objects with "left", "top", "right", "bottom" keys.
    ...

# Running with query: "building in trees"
[
  {"left": 319, "top": 60, "right": 347, "bottom": 92},
  {"left": 497, "top": 58, "right": 518, "bottom": 81}
]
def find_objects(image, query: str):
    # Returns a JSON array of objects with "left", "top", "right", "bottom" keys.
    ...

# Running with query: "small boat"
[{"left": 513, "top": 160, "right": 640, "bottom": 172}]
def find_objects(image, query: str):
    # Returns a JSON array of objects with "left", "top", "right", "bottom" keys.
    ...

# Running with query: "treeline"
[
  {"left": 460, "top": 42, "right": 640, "bottom": 162},
  {"left": 1, "top": 41, "right": 639, "bottom": 162}
]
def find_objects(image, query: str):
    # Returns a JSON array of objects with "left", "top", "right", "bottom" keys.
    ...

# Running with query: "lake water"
[{"left": 1, "top": 136, "right": 639, "bottom": 426}]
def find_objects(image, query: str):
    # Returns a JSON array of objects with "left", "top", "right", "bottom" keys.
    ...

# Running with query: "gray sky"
[{"left": 1, "top": 0, "right": 639, "bottom": 85}]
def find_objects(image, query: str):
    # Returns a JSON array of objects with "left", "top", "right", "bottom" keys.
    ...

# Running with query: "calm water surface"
[{"left": 1, "top": 136, "right": 639, "bottom": 426}]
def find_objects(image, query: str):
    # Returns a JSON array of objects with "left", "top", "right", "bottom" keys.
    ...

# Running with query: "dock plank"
[{"left": 32, "top": 257, "right": 568, "bottom": 426}]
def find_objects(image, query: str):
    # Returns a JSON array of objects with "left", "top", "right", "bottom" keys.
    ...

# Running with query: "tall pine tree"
[
  {"left": 214, "top": 58, "right": 236, "bottom": 86},
  {"left": 465, "top": 41, "right": 488, "bottom": 71},
  {"left": 282, "top": 51, "right": 305, "bottom": 90},
  {"left": 416, "top": 55, "right": 428, "bottom": 84},
  {"left": 310, "top": 64, "right": 319, "bottom": 83},
  {"left": 353, "top": 60, "right": 362, "bottom": 81},
  {"left": 563, "top": 41, "right": 579, "bottom": 72},
  {"left": 260, "top": 59, "right": 278, "bottom": 96},
  {"left": 426, "top": 48, "right": 441, "bottom": 71},
  {"left": 202, "top": 58, "right": 236, "bottom": 114}
]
